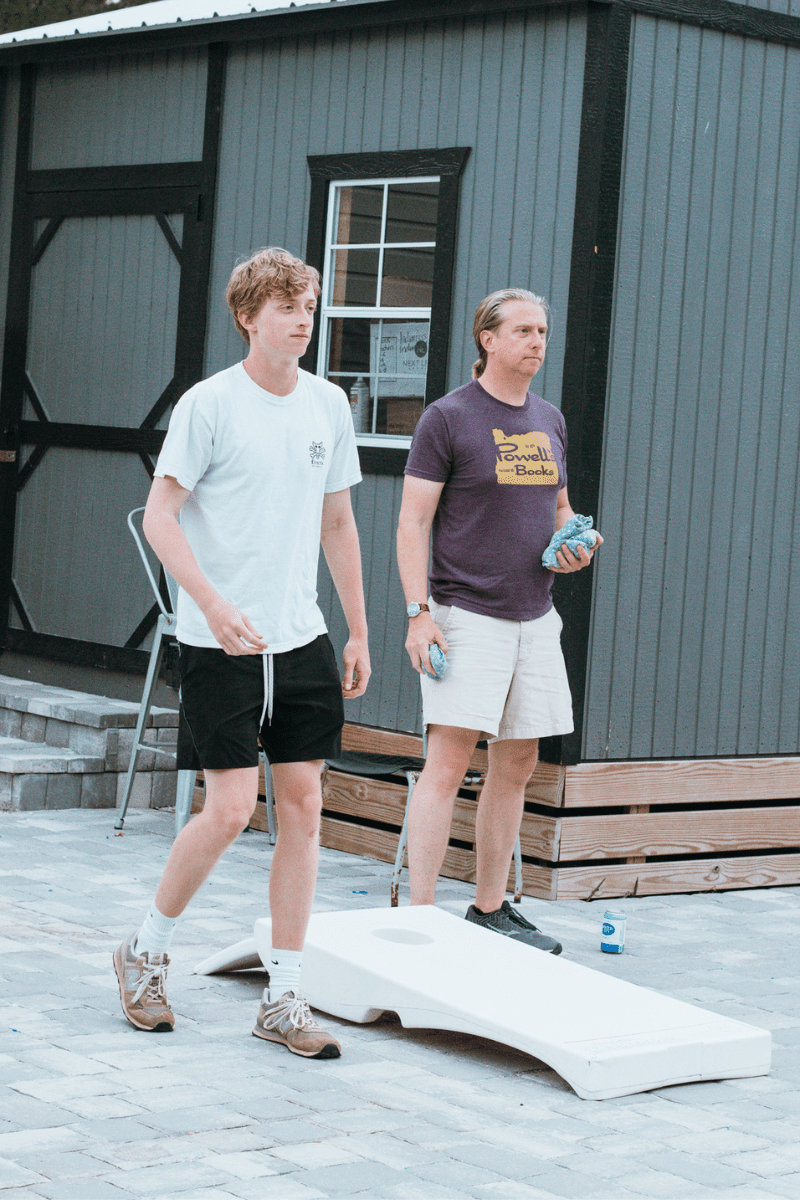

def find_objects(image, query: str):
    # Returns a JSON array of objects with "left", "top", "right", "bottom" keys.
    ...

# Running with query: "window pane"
[
  {"left": 370, "top": 318, "right": 428, "bottom": 434},
  {"left": 330, "top": 247, "right": 379, "bottom": 306},
  {"left": 385, "top": 181, "right": 439, "bottom": 243},
  {"left": 334, "top": 184, "right": 384, "bottom": 245},
  {"left": 326, "top": 316, "right": 371, "bottom": 376},
  {"left": 373, "top": 388, "right": 425, "bottom": 436},
  {"left": 381, "top": 247, "right": 434, "bottom": 307},
  {"left": 325, "top": 317, "right": 429, "bottom": 435}
]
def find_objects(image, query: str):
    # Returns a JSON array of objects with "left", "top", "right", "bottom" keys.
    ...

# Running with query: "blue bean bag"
[{"left": 542, "top": 514, "right": 599, "bottom": 569}]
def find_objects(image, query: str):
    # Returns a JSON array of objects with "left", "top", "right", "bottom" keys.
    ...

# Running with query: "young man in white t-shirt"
[{"left": 113, "top": 247, "right": 370, "bottom": 1059}]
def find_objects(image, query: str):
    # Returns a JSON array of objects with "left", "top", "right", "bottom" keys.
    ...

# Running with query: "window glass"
[
  {"left": 320, "top": 176, "right": 439, "bottom": 442},
  {"left": 330, "top": 248, "right": 379, "bottom": 306},
  {"left": 381, "top": 247, "right": 434, "bottom": 307},
  {"left": 385, "top": 181, "right": 439, "bottom": 243},
  {"left": 334, "top": 185, "right": 383, "bottom": 244},
  {"left": 326, "top": 315, "right": 429, "bottom": 436}
]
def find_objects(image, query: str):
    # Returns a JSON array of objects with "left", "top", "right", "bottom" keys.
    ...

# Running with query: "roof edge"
[{"left": 0, "top": 0, "right": 575, "bottom": 63}]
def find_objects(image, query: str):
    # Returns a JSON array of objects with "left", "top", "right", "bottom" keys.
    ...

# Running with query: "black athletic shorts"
[{"left": 176, "top": 634, "right": 344, "bottom": 769}]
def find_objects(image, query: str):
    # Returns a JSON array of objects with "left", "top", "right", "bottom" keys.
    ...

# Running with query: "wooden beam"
[
  {"left": 564, "top": 757, "right": 800, "bottom": 807},
  {"left": 547, "top": 853, "right": 800, "bottom": 901},
  {"left": 558, "top": 806, "right": 800, "bottom": 861}
]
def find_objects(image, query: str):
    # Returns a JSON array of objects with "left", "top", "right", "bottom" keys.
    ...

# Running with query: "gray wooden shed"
[{"left": 0, "top": 0, "right": 798, "bottom": 806}]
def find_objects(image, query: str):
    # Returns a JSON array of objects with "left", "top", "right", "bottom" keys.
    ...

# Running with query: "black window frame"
[{"left": 303, "top": 146, "right": 470, "bottom": 475}]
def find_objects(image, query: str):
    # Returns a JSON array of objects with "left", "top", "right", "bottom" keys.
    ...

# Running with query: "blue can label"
[{"left": 602, "top": 922, "right": 614, "bottom": 936}]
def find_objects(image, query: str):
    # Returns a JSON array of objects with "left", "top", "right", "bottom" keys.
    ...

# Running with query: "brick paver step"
[
  {"left": 0, "top": 674, "right": 177, "bottom": 729},
  {"left": 0, "top": 735, "right": 105, "bottom": 774}
]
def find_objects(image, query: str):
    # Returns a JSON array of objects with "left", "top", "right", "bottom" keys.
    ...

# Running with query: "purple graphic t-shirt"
[{"left": 405, "top": 379, "right": 567, "bottom": 621}]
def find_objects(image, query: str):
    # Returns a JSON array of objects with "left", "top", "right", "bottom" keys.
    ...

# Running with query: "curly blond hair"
[{"left": 226, "top": 247, "right": 321, "bottom": 344}]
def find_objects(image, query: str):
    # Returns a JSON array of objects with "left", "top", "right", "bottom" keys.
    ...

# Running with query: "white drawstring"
[{"left": 260, "top": 653, "right": 274, "bottom": 727}]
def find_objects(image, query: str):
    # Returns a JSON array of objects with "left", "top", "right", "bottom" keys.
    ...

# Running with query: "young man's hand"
[
  {"left": 341, "top": 636, "right": 371, "bottom": 698},
  {"left": 206, "top": 599, "right": 268, "bottom": 655},
  {"left": 405, "top": 612, "right": 448, "bottom": 676}
]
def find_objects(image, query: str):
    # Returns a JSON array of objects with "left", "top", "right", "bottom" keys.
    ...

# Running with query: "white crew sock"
[
  {"left": 265, "top": 948, "right": 302, "bottom": 1002},
  {"left": 134, "top": 902, "right": 178, "bottom": 958}
]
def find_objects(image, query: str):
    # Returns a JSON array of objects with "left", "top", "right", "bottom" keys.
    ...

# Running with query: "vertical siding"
[
  {"left": 27, "top": 214, "right": 181, "bottom": 427},
  {"left": 584, "top": 14, "right": 800, "bottom": 760},
  {"left": 12, "top": 449, "right": 153, "bottom": 645},
  {"left": 30, "top": 49, "right": 207, "bottom": 169},
  {"left": 317, "top": 475, "right": 423, "bottom": 733},
  {"left": 0, "top": 67, "right": 19, "bottom": 388},
  {"left": 204, "top": 9, "right": 586, "bottom": 733},
  {"left": 206, "top": 9, "right": 586, "bottom": 404},
  {"left": 11, "top": 210, "right": 183, "bottom": 647}
]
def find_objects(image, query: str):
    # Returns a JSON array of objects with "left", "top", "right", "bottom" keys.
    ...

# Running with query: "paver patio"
[{"left": 2, "top": 807, "right": 799, "bottom": 1199}]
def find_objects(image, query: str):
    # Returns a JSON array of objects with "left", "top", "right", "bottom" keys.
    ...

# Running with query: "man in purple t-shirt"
[{"left": 397, "top": 288, "right": 602, "bottom": 950}]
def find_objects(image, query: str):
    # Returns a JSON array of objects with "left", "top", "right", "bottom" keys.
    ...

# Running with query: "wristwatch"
[{"left": 406, "top": 602, "right": 430, "bottom": 619}]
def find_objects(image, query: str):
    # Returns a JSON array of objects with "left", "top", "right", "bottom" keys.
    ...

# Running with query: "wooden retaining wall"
[{"left": 192, "top": 725, "right": 800, "bottom": 901}]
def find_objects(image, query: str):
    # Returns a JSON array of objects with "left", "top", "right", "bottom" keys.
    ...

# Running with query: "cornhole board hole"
[{"left": 194, "top": 905, "right": 771, "bottom": 1101}]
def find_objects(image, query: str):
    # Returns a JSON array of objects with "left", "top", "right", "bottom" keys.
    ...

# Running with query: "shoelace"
[
  {"left": 132, "top": 956, "right": 168, "bottom": 1005},
  {"left": 264, "top": 991, "right": 320, "bottom": 1032}
]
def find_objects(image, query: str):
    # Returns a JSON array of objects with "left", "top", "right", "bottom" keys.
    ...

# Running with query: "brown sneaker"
[
  {"left": 252, "top": 989, "right": 341, "bottom": 1058},
  {"left": 113, "top": 935, "right": 174, "bottom": 1032}
]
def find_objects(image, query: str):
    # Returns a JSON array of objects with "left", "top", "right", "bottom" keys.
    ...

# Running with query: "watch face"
[{"left": 407, "top": 603, "right": 421, "bottom": 618}]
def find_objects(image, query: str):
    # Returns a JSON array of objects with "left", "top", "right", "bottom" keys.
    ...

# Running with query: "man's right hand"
[
  {"left": 206, "top": 599, "right": 268, "bottom": 656},
  {"left": 405, "top": 611, "right": 448, "bottom": 676}
]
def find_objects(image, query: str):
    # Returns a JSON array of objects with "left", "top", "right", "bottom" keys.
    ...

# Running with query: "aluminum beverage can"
[{"left": 601, "top": 909, "right": 626, "bottom": 953}]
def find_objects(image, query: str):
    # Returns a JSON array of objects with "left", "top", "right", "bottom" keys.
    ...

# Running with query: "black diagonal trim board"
[
  {"left": 31, "top": 216, "right": 63, "bottom": 266},
  {"left": 124, "top": 602, "right": 160, "bottom": 650},
  {"left": 0, "top": 0, "right": 798, "bottom": 65},
  {"left": 541, "top": 1, "right": 632, "bottom": 768}
]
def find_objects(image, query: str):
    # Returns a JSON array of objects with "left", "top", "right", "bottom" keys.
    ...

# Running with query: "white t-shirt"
[{"left": 155, "top": 362, "right": 362, "bottom": 651}]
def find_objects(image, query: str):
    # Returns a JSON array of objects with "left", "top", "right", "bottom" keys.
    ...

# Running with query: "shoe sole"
[
  {"left": 113, "top": 946, "right": 174, "bottom": 1033},
  {"left": 252, "top": 1024, "right": 341, "bottom": 1058}
]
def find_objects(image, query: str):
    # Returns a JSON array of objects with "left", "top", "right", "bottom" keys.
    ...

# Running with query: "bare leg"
[
  {"left": 474, "top": 738, "right": 539, "bottom": 913},
  {"left": 268, "top": 760, "right": 324, "bottom": 951},
  {"left": 154, "top": 766, "right": 258, "bottom": 918},
  {"left": 407, "top": 725, "right": 479, "bottom": 906}
]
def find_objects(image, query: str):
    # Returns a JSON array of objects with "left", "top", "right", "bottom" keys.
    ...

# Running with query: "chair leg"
[
  {"left": 391, "top": 772, "right": 417, "bottom": 907},
  {"left": 513, "top": 834, "right": 523, "bottom": 903},
  {"left": 263, "top": 756, "right": 276, "bottom": 846},
  {"left": 115, "top": 623, "right": 165, "bottom": 830},
  {"left": 174, "top": 770, "right": 195, "bottom": 836}
]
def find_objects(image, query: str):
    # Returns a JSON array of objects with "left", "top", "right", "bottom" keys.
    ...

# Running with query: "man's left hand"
[
  {"left": 551, "top": 532, "right": 604, "bottom": 573},
  {"left": 341, "top": 637, "right": 371, "bottom": 698}
]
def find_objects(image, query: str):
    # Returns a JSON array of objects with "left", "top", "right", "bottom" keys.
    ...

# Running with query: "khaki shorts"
[{"left": 420, "top": 600, "right": 574, "bottom": 741}]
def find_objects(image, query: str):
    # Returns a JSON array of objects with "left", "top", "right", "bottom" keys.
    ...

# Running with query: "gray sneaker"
[
  {"left": 253, "top": 989, "right": 341, "bottom": 1058},
  {"left": 113, "top": 935, "right": 174, "bottom": 1032},
  {"left": 466, "top": 900, "right": 562, "bottom": 954}
]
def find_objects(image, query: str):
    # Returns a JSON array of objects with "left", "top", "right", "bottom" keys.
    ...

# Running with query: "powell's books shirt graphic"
[{"left": 492, "top": 428, "right": 559, "bottom": 485}]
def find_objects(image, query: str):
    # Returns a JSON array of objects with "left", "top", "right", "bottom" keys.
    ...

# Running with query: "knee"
[
  {"left": 212, "top": 797, "right": 256, "bottom": 841},
  {"left": 490, "top": 752, "right": 538, "bottom": 789},
  {"left": 277, "top": 788, "right": 322, "bottom": 838},
  {"left": 418, "top": 760, "right": 468, "bottom": 797}
]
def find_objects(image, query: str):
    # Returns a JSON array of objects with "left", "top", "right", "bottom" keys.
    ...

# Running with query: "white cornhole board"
[{"left": 194, "top": 905, "right": 770, "bottom": 1101}]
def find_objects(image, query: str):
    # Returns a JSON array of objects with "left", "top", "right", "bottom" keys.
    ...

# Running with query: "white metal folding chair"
[{"left": 114, "top": 507, "right": 195, "bottom": 835}]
